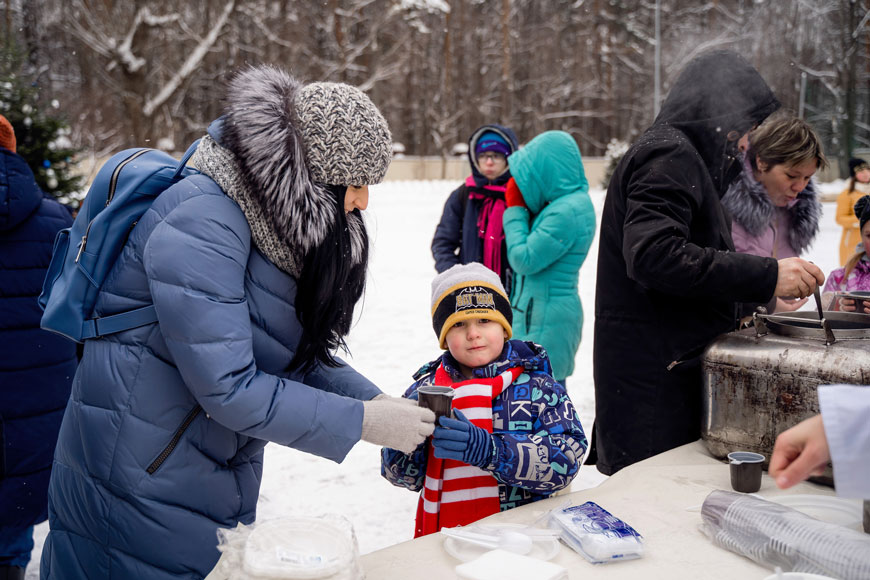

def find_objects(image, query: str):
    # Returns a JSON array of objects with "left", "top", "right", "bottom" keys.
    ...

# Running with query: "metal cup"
[
  {"left": 728, "top": 451, "right": 765, "bottom": 493},
  {"left": 416, "top": 385, "right": 454, "bottom": 421}
]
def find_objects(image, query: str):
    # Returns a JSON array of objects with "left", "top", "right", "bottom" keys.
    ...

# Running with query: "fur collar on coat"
[{"left": 721, "top": 154, "right": 822, "bottom": 256}]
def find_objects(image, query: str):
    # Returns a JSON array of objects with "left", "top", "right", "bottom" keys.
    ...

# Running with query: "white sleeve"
[{"left": 818, "top": 384, "right": 870, "bottom": 499}]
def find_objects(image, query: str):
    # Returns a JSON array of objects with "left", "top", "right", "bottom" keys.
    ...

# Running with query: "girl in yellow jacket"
[{"left": 835, "top": 157, "right": 870, "bottom": 265}]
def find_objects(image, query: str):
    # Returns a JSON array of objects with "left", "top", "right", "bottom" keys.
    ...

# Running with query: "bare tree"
[{"left": 3, "top": 0, "right": 868, "bottom": 163}]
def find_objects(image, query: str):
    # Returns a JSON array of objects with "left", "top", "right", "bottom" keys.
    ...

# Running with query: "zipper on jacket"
[
  {"left": 526, "top": 298, "right": 534, "bottom": 329},
  {"left": 147, "top": 405, "right": 202, "bottom": 474}
]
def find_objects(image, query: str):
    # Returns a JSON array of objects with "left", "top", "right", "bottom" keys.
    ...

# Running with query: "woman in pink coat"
[{"left": 721, "top": 113, "right": 826, "bottom": 314}]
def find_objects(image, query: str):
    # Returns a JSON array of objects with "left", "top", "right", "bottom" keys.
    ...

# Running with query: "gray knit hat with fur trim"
[
  {"left": 216, "top": 65, "right": 387, "bottom": 265},
  {"left": 296, "top": 82, "right": 392, "bottom": 186}
]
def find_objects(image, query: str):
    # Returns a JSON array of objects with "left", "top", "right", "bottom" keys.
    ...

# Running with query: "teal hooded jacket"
[{"left": 503, "top": 131, "right": 596, "bottom": 380}]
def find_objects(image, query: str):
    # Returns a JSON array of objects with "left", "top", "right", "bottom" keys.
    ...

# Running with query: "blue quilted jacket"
[
  {"left": 381, "top": 340, "right": 586, "bottom": 513},
  {"left": 40, "top": 173, "right": 382, "bottom": 579},
  {"left": 0, "top": 149, "right": 76, "bottom": 532}
]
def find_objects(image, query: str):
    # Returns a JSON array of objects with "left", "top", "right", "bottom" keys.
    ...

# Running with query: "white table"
[{"left": 360, "top": 440, "right": 839, "bottom": 579}]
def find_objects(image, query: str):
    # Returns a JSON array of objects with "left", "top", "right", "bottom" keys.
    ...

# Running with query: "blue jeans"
[{"left": 0, "top": 526, "right": 34, "bottom": 568}]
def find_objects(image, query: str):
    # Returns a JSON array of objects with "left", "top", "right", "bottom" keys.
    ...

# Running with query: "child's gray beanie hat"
[{"left": 295, "top": 82, "right": 393, "bottom": 186}]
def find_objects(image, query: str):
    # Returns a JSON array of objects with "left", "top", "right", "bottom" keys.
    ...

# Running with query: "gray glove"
[
  {"left": 361, "top": 398, "right": 435, "bottom": 453},
  {"left": 372, "top": 393, "right": 417, "bottom": 406}
]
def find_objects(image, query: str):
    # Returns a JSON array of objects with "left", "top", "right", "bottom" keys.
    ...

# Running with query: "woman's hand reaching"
[{"left": 769, "top": 414, "right": 829, "bottom": 490}]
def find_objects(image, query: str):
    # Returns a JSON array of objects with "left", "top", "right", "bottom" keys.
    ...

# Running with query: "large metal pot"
[{"left": 701, "top": 310, "right": 870, "bottom": 484}]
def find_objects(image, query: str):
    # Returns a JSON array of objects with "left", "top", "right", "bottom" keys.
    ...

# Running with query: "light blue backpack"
[{"left": 38, "top": 140, "right": 199, "bottom": 342}]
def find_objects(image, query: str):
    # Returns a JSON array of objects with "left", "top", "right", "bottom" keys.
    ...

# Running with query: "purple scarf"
[{"left": 466, "top": 175, "right": 507, "bottom": 276}]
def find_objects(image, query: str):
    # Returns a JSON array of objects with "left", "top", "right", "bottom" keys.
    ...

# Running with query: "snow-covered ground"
[{"left": 25, "top": 178, "right": 847, "bottom": 577}]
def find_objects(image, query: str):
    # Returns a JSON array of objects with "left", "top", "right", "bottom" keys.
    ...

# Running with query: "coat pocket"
[
  {"left": 525, "top": 297, "right": 535, "bottom": 330},
  {"left": 146, "top": 405, "right": 202, "bottom": 474}
]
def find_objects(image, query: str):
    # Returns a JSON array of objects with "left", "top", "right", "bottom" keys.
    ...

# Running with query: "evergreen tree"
[{"left": 0, "top": 46, "right": 83, "bottom": 204}]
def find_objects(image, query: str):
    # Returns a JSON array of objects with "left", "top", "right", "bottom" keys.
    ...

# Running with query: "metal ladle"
[
  {"left": 813, "top": 287, "right": 824, "bottom": 320},
  {"left": 813, "top": 287, "right": 836, "bottom": 345}
]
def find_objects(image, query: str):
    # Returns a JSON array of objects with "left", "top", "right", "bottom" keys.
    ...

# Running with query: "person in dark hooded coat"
[
  {"left": 431, "top": 124, "right": 520, "bottom": 293},
  {"left": 590, "top": 50, "right": 825, "bottom": 476},
  {"left": 0, "top": 115, "right": 77, "bottom": 580}
]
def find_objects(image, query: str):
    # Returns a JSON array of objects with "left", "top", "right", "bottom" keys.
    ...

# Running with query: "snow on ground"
[{"left": 25, "top": 178, "right": 847, "bottom": 577}]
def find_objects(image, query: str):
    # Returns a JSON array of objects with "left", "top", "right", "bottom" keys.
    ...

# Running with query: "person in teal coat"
[{"left": 502, "top": 131, "right": 596, "bottom": 383}]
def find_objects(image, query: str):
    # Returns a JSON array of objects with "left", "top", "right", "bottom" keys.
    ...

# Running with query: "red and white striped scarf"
[{"left": 414, "top": 363, "right": 523, "bottom": 537}]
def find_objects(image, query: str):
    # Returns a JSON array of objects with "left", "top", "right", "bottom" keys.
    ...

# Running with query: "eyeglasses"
[{"left": 478, "top": 152, "right": 506, "bottom": 162}]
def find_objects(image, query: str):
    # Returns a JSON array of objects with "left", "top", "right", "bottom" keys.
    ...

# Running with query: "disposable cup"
[
  {"left": 728, "top": 451, "right": 765, "bottom": 493},
  {"left": 417, "top": 385, "right": 454, "bottom": 421}
]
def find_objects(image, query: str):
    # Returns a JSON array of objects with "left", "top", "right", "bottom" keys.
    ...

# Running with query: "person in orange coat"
[{"left": 834, "top": 157, "right": 870, "bottom": 265}]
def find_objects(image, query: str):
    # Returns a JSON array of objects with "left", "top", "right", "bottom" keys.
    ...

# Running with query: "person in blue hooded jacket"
[
  {"left": 0, "top": 114, "right": 77, "bottom": 580},
  {"left": 502, "top": 131, "right": 597, "bottom": 384},
  {"left": 40, "top": 66, "right": 435, "bottom": 579},
  {"left": 431, "top": 125, "right": 520, "bottom": 293}
]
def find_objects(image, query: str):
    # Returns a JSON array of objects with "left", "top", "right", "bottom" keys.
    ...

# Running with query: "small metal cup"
[
  {"left": 728, "top": 451, "right": 765, "bottom": 493},
  {"left": 416, "top": 385, "right": 454, "bottom": 421}
]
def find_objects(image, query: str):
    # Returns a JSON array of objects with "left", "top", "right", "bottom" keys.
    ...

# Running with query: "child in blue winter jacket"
[{"left": 381, "top": 263, "right": 587, "bottom": 537}]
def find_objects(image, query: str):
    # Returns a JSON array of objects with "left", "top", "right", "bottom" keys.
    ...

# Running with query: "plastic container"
[{"left": 209, "top": 515, "right": 363, "bottom": 580}]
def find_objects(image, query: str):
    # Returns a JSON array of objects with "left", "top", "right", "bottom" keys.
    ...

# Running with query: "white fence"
[{"left": 385, "top": 156, "right": 609, "bottom": 187}]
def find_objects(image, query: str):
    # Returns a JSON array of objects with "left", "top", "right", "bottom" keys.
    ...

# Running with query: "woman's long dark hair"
[{"left": 290, "top": 184, "right": 368, "bottom": 372}]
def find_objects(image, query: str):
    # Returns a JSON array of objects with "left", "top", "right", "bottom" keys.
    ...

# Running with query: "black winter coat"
[
  {"left": 0, "top": 148, "right": 77, "bottom": 530},
  {"left": 431, "top": 124, "right": 519, "bottom": 292},
  {"left": 591, "top": 51, "right": 781, "bottom": 475}
]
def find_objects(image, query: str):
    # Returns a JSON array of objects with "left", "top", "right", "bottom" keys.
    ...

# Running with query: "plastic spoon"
[{"left": 440, "top": 527, "right": 534, "bottom": 554}]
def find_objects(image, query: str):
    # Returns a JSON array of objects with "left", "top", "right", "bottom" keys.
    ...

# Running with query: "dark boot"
[{"left": 0, "top": 566, "right": 25, "bottom": 580}]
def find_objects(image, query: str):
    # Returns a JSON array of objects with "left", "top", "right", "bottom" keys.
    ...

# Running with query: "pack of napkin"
[{"left": 454, "top": 549, "right": 568, "bottom": 580}]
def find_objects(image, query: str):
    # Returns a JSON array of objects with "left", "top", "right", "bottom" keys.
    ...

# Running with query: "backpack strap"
[
  {"left": 79, "top": 141, "right": 199, "bottom": 341},
  {"left": 81, "top": 305, "right": 159, "bottom": 340},
  {"left": 173, "top": 139, "right": 201, "bottom": 179}
]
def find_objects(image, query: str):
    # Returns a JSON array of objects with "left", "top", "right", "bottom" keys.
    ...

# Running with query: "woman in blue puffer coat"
[
  {"left": 40, "top": 66, "right": 435, "bottom": 579},
  {"left": 502, "top": 131, "right": 596, "bottom": 383},
  {"left": 0, "top": 116, "right": 77, "bottom": 579}
]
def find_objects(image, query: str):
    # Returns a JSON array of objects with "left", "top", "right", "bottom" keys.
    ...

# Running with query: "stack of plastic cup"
[{"left": 700, "top": 490, "right": 870, "bottom": 580}]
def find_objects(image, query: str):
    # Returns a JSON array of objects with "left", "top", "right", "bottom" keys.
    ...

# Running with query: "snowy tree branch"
[{"left": 142, "top": 0, "right": 236, "bottom": 117}]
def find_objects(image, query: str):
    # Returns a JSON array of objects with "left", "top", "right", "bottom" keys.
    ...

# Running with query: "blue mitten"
[{"left": 431, "top": 409, "right": 494, "bottom": 467}]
